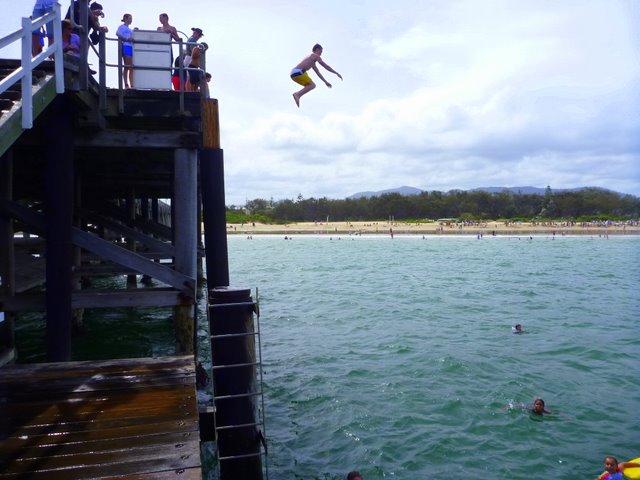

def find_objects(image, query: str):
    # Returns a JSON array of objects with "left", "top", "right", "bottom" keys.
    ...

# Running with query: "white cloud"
[{"left": 2, "top": 0, "right": 638, "bottom": 204}]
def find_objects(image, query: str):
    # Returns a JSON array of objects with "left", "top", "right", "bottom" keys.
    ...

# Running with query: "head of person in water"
[
  {"left": 604, "top": 456, "right": 619, "bottom": 474},
  {"left": 531, "top": 398, "right": 546, "bottom": 414},
  {"left": 514, "top": 324, "right": 522, "bottom": 332},
  {"left": 347, "top": 472, "right": 362, "bottom": 480}
]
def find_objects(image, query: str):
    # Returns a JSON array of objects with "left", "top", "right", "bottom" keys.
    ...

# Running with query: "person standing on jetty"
[
  {"left": 116, "top": 13, "right": 134, "bottom": 89},
  {"left": 31, "top": 0, "right": 56, "bottom": 56},
  {"left": 157, "top": 13, "right": 180, "bottom": 42},
  {"left": 290, "top": 43, "right": 342, "bottom": 107}
]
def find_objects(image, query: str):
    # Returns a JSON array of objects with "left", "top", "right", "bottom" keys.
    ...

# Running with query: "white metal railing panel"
[{"left": 0, "top": 3, "right": 64, "bottom": 128}]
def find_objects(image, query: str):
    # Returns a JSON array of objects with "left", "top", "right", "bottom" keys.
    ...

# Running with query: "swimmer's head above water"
[{"left": 531, "top": 398, "right": 551, "bottom": 415}]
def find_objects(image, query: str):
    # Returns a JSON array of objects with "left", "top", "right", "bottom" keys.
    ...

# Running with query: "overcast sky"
[{"left": 2, "top": 0, "right": 639, "bottom": 204}]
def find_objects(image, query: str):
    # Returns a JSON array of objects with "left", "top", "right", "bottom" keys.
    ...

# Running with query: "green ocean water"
[
  {"left": 226, "top": 235, "right": 640, "bottom": 479},
  {"left": 14, "top": 234, "right": 640, "bottom": 479}
]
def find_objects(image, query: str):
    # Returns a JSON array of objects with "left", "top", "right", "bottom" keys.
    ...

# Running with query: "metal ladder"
[{"left": 209, "top": 289, "right": 269, "bottom": 480}]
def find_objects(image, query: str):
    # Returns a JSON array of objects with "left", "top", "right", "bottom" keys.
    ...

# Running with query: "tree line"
[{"left": 229, "top": 187, "right": 640, "bottom": 223}]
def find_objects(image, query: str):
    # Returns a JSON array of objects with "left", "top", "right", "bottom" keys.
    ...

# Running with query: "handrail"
[
  {"left": 99, "top": 35, "right": 207, "bottom": 114},
  {"left": 0, "top": 3, "right": 64, "bottom": 128}
]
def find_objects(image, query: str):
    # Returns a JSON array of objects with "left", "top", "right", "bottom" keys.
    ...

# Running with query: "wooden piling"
[
  {"left": 44, "top": 96, "right": 75, "bottom": 362},
  {"left": 173, "top": 149, "right": 198, "bottom": 355},
  {"left": 0, "top": 151, "right": 16, "bottom": 365},
  {"left": 201, "top": 98, "right": 229, "bottom": 288}
]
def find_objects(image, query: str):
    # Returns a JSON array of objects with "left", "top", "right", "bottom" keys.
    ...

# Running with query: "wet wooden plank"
[{"left": 0, "top": 356, "right": 202, "bottom": 480}]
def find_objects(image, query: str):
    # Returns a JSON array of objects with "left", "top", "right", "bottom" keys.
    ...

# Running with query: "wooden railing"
[{"left": 0, "top": 2, "right": 64, "bottom": 128}]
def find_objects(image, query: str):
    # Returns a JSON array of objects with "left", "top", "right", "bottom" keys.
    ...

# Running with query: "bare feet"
[{"left": 293, "top": 93, "right": 300, "bottom": 107}]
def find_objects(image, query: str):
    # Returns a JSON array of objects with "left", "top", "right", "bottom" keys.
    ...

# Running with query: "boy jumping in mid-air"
[{"left": 290, "top": 44, "right": 342, "bottom": 107}]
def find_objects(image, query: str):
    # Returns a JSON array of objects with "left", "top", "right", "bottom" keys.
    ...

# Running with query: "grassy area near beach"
[{"left": 226, "top": 220, "right": 639, "bottom": 236}]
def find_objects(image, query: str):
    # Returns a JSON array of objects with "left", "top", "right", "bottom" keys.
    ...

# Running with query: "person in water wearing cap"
[
  {"left": 290, "top": 43, "right": 342, "bottom": 107},
  {"left": 596, "top": 456, "right": 640, "bottom": 480}
]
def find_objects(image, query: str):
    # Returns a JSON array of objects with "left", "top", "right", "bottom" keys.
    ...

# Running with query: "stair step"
[
  {"left": 1, "top": 91, "right": 21, "bottom": 101},
  {"left": 0, "top": 98, "right": 15, "bottom": 111}
]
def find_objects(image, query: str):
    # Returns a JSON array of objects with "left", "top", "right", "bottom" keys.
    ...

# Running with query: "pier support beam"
[
  {"left": 0, "top": 151, "right": 16, "bottom": 365},
  {"left": 201, "top": 148, "right": 229, "bottom": 288},
  {"left": 173, "top": 149, "right": 198, "bottom": 354},
  {"left": 72, "top": 172, "right": 84, "bottom": 331},
  {"left": 200, "top": 99, "right": 229, "bottom": 288},
  {"left": 45, "top": 96, "right": 75, "bottom": 362},
  {"left": 126, "top": 189, "right": 137, "bottom": 289}
]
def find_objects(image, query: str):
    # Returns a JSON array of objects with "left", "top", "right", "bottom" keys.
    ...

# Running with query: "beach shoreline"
[{"left": 225, "top": 221, "right": 639, "bottom": 236}]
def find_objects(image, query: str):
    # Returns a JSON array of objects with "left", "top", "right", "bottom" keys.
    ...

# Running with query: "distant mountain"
[
  {"left": 348, "top": 186, "right": 618, "bottom": 199},
  {"left": 348, "top": 186, "right": 423, "bottom": 199}
]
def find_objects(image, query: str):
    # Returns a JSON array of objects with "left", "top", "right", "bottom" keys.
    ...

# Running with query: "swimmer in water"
[
  {"left": 596, "top": 456, "right": 640, "bottom": 480},
  {"left": 503, "top": 397, "right": 552, "bottom": 415},
  {"left": 531, "top": 398, "right": 552, "bottom": 415},
  {"left": 512, "top": 323, "right": 524, "bottom": 334}
]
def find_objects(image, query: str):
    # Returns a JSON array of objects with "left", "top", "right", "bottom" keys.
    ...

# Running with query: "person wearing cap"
[{"left": 183, "top": 27, "right": 204, "bottom": 67}]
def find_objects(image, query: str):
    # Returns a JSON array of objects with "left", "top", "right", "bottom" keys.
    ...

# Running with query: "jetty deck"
[{"left": 0, "top": 355, "right": 202, "bottom": 479}]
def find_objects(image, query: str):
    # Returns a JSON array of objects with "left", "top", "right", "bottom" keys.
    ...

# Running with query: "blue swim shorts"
[{"left": 122, "top": 44, "right": 133, "bottom": 57}]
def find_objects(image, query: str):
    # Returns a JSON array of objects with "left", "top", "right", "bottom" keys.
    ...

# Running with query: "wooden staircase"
[{"left": 0, "top": 59, "right": 57, "bottom": 158}]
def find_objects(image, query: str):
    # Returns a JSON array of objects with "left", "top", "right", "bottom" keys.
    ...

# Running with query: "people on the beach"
[
  {"left": 596, "top": 456, "right": 640, "bottom": 480},
  {"left": 290, "top": 43, "right": 342, "bottom": 107},
  {"left": 347, "top": 471, "right": 363, "bottom": 480}
]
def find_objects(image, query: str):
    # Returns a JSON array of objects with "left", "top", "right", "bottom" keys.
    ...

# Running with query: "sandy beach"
[{"left": 226, "top": 220, "right": 639, "bottom": 236}]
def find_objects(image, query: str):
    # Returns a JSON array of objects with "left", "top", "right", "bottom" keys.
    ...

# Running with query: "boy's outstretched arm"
[
  {"left": 318, "top": 58, "right": 343, "bottom": 80},
  {"left": 312, "top": 65, "right": 332, "bottom": 88}
]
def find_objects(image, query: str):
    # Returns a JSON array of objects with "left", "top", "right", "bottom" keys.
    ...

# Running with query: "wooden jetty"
[
  {"left": 0, "top": 356, "right": 201, "bottom": 479},
  {"left": 0, "top": 7, "right": 228, "bottom": 362},
  {"left": 1, "top": 5, "right": 268, "bottom": 480}
]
